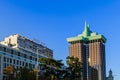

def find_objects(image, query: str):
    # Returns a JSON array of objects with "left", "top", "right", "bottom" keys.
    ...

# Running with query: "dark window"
[
  {"left": 3, "top": 63, "right": 6, "bottom": 68},
  {"left": 11, "top": 50, "right": 14, "bottom": 54},
  {"left": 29, "top": 63, "right": 32, "bottom": 68},
  {"left": 18, "top": 52, "right": 20, "bottom": 56},
  {"left": 23, "top": 62, "right": 24, "bottom": 66},
  {"left": 24, "top": 54, "right": 27, "bottom": 58},
  {"left": 3, "top": 47, "right": 6, "bottom": 52},
  {"left": 13, "top": 59, "right": 15, "bottom": 64},
  {"left": 26, "top": 63, "right": 28, "bottom": 67},
  {"left": 10, "top": 58, "right": 12, "bottom": 63},
  {"left": 4, "top": 57, "right": 6, "bottom": 62},
  {"left": 30, "top": 56, "right": 32, "bottom": 60},
  {"left": 7, "top": 58, "right": 9, "bottom": 62},
  {"left": 20, "top": 61, "right": 21, "bottom": 65}
]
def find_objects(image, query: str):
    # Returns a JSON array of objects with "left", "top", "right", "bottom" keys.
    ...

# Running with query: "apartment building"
[{"left": 0, "top": 34, "right": 53, "bottom": 80}]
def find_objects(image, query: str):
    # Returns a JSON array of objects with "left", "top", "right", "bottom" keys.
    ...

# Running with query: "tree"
[
  {"left": 28, "top": 70, "right": 36, "bottom": 80},
  {"left": 66, "top": 56, "right": 83, "bottom": 80},
  {"left": 40, "top": 58, "right": 64, "bottom": 80},
  {"left": 15, "top": 67, "right": 36, "bottom": 80},
  {"left": 3, "top": 66, "right": 14, "bottom": 80},
  {"left": 19, "top": 67, "right": 30, "bottom": 80}
]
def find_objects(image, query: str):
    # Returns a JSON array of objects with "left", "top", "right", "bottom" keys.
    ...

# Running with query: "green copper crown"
[{"left": 67, "top": 22, "right": 107, "bottom": 43}]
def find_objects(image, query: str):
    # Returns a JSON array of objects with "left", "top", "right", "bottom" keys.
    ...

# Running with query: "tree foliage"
[
  {"left": 40, "top": 58, "right": 64, "bottom": 80},
  {"left": 66, "top": 56, "right": 83, "bottom": 80}
]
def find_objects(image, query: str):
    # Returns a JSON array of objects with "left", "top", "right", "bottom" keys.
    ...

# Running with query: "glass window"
[
  {"left": 18, "top": 52, "right": 20, "bottom": 56},
  {"left": 30, "top": 56, "right": 32, "bottom": 60},
  {"left": 7, "top": 58, "right": 9, "bottom": 62},
  {"left": 26, "top": 63, "right": 28, "bottom": 67},
  {"left": 3, "top": 63, "right": 6, "bottom": 68},
  {"left": 24, "top": 54, "right": 27, "bottom": 58},
  {"left": 3, "top": 47, "right": 6, "bottom": 52},
  {"left": 10, "top": 58, "right": 12, "bottom": 63},
  {"left": 11, "top": 50, "right": 14, "bottom": 54},
  {"left": 17, "top": 60, "right": 19, "bottom": 65},
  {"left": 4, "top": 57, "right": 6, "bottom": 62},
  {"left": 13, "top": 59, "right": 15, "bottom": 64},
  {"left": 23, "top": 62, "right": 24, "bottom": 66},
  {"left": 20, "top": 61, "right": 21, "bottom": 65}
]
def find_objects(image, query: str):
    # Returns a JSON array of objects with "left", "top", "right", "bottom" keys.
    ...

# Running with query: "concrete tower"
[{"left": 67, "top": 22, "right": 107, "bottom": 80}]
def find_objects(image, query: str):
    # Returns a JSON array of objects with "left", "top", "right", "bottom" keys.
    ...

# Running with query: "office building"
[{"left": 67, "top": 23, "right": 106, "bottom": 80}]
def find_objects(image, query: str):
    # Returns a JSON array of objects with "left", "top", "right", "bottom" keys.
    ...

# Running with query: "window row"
[{"left": 0, "top": 46, "right": 37, "bottom": 61}]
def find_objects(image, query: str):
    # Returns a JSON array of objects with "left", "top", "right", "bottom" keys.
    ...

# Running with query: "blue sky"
[{"left": 0, "top": 0, "right": 120, "bottom": 79}]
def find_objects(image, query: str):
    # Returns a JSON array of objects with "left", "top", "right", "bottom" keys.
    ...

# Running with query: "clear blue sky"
[{"left": 0, "top": 0, "right": 120, "bottom": 79}]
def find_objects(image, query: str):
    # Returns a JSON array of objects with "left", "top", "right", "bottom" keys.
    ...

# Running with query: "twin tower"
[{"left": 67, "top": 23, "right": 106, "bottom": 80}]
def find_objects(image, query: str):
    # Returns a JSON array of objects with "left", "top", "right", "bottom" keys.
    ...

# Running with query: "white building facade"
[{"left": 0, "top": 34, "right": 53, "bottom": 80}]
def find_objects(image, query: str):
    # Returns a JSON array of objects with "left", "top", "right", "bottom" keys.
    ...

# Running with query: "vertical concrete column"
[{"left": 0, "top": 55, "right": 3, "bottom": 80}]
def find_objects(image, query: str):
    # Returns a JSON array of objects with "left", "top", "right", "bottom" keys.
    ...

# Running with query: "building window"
[
  {"left": 4, "top": 57, "right": 6, "bottom": 62},
  {"left": 13, "top": 59, "right": 15, "bottom": 64},
  {"left": 29, "top": 63, "right": 32, "bottom": 68},
  {"left": 33, "top": 64, "right": 35, "bottom": 68},
  {"left": 10, "top": 58, "right": 12, "bottom": 63},
  {"left": 23, "top": 62, "right": 24, "bottom": 66},
  {"left": 17, "top": 60, "right": 19, "bottom": 65},
  {"left": 7, "top": 58, "right": 9, "bottom": 63},
  {"left": 24, "top": 54, "right": 27, "bottom": 58},
  {"left": 20, "top": 61, "right": 21, "bottom": 65},
  {"left": 11, "top": 50, "right": 14, "bottom": 54},
  {"left": 3, "top": 63, "right": 6, "bottom": 68},
  {"left": 3, "top": 47, "right": 6, "bottom": 52},
  {"left": 26, "top": 63, "right": 28, "bottom": 67},
  {"left": 7, "top": 64, "right": 9, "bottom": 67},
  {"left": 30, "top": 56, "right": 32, "bottom": 60},
  {"left": 18, "top": 52, "right": 20, "bottom": 56}
]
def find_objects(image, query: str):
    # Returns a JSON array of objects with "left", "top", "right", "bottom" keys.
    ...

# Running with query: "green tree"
[
  {"left": 19, "top": 67, "right": 30, "bottom": 80},
  {"left": 40, "top": 58, "right": 64, "bottom": 80},
  {"left": 66, "top": 56, "right": 83, "bottom": 80}
]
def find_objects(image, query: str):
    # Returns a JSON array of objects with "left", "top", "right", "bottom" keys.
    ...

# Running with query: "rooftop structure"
[{"left": 67, "top": 22, "right": 106, "bottom": 43}]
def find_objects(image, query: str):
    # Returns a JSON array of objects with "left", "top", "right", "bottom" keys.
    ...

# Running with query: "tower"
[
  {"left": 106, "top": 69, "right": 114, "bottom": 80},
  {"left": 67, "top": 22, "right": 106, "bottom": 80}
]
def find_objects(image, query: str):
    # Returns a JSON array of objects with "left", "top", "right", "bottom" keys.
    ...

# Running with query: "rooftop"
[{"left": 67, "top": 22, "right": 107, "bottom": 43}]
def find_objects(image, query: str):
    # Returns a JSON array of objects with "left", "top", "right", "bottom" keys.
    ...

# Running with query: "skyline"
[{"left": 0, "top": 0, "right": 120, "bottom": 80}]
